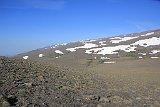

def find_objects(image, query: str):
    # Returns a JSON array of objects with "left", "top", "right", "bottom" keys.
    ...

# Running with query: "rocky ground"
[
  {"left": 0, "top": 56, "right": 115, "bottom": 107},
  {"left": 1, "top": 30, "right": 160, "bottom": 107},
  {"left": 1, "top": 56, "right": 160, "bottom": 107}
]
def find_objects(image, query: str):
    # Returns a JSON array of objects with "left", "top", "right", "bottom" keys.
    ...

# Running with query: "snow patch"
[
  {"left": 23, "top": 56, "right": 28, "bottom": 59},
  {"left": 66, "top": 48, "right": 76, "bottom": 52},
  {"left": 99, "top": 41, "right": 107, "bottom": 46},
  {"left": 132, "top": 37, "right": 160, "bottom": 47},
  {"left": 100, "top": 57, "right": 110, "bottom": 60},
  {"left": 50, "top": 43, "right": 67, "bottom": 49},
  {"left": 149, "top": 50, "right": 160, "bottom": 54},
  {"left": 104, "top": 61, "right": 116, "bottom": 64},
  {"left": 66, "top": 43, "right": 98, "bottom": 52},
  {"left": 55, "top": 50, "right": 64, "bottom": 54},
  {"left": 138, "top": 53, "right": 146, "bottom": 56},
  {"left": 56, "top": 56, "right": 60, "bottom": 58},
  {"left": 151, "top": 57, "right": 159, "bottom": 59},
  {"left": 141, "top": 32, "right": 154, "bottom": 37},
  {"left": 100, "top": 44, "right": 107, "bottom": 46},
  {"left": 139, "top": 56, "right": 143, "bottom": 59},
  {"left": 110, "top": 36, "right": 139, "bottom": 43},
  {"left": 99, "top": 41, "right": 106, "bottom": 44},
  {"left": 39, "top": 54, "right": 44, "bottom": 57},
  {"left": 85, "top": 45, "right": 136, "bottom": 55},
  {"left": 110, "top": 37, "right": 121, "bottom": 40}
]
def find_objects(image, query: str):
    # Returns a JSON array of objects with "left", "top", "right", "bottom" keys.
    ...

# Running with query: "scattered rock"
[
  {"left": 83, "top": 95, "right": 100, "bottom": 101},
  {"left": 136, "top": 97, "right": 141, "bottom": 100},
  {"left": 1, "top": 100, "right": 10, "bottom": 107},
  {"left": 99, "top": 97, "right": 110, "bottom": 103},
  {"left": 24, "top": 82, "right": 32, "bottom": 87}
]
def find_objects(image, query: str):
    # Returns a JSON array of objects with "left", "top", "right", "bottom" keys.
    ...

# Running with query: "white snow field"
[
  {"left": 55, "top": 50, "right": 64, "bottom": 54},
  {"left": 66, "top": 43, "right": 98, "bottom": 52},
  {"left": 149, "top": 50, "right": 160, "bottom": 54},
  {"left": 141, "top": 32, "right": 154, "bottom": 36},
  {"left": 132, "top": 37, "right": 160, "bottom": 47},
  {"left": 23, "top": 56, "right": 29, "bottom": 59},
  {"left": 85, "top": 45, "right": 136, "bottom": 55},
  {"left": 138, "top": 53, "right": 146, "bottom": 56},
  {"left": 39, "top": 54, "right": 44, "bottom": 57},
  {"left": 110, "top": 36, "right": 139, "bottom": 43},
  {"left": 104, "top": 61, "right": 116, "bottom": 64},
  {"left": 151, "top": 57, "right": 159, "bottom": 59}
]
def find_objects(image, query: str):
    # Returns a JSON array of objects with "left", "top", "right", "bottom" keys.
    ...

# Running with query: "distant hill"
[{"left": 16, "top": 29, "right": 160, "bottom": 68}]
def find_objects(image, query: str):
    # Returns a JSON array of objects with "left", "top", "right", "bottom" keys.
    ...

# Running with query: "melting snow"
[
  {"left": 141, "top": 32, "right": 154, "bottom": 36},
  {"left": 99, "top": 41, "right": 107, "bottom": 46},
  {"left": 66, "top": 43, "right": 98, "bottom": 52},
  {"left": 104, "top": 61, "right": 116, "bottom": 64},
  {"left": 61, "top": 43, "right": 67, "bottom": 46},
  {"left": 66, "top": 33, "right": 160, "bottom": 56},
  {"left": 151, "top": 57, "right": 159, "bottom": 59},
  {"left": 110, "top": 37, "right": 121, "bottom": 40},
  {"left": 23, "top": 56, "right": 28, "bottom": 59},
  {"left": 80, "top": 39, "right": 97, "bottom": 43},
  {"left": 132, "top": 37, "right": 160, "bottom": 47},
  {"left": 139, "top": 56, "right": 143, "bottom": 59},
  {"left": 85, "top": 45, "right": 136, "bottom": 55},
  {"left": 51, "top": 46, "right": 55, "bottom": 48},
  {"left": 110, "top": 36, "right": 139, "bottom": 43},
  {"left": 39, "top": 54, "right": 44, "bottom": 57},
  {"left": 138, "top": 53, "right": 146, "bottom": 56},
  {"left": 100, "top": 44, "right": 107, "bottom": 46},
  {"left": 66, "top": 48, "right": 77, "bottom": 52},
  {"left": 149, "top": 50, "right": 160, "bottom": 54},
  {"left": 50, "top": 43, "right": 67, "bottom": 49},
  {"left": 55, "top": 50, "right": 64, "bottom": 54},
  {"left": 99, "top": 41, "right": 106, "bottom": 44},
  {"left": 100, "top": 57, "right": 110, "bottom": 60}
]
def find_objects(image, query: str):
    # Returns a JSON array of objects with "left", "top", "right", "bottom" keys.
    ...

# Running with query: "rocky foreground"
[
  {"left": 0, "top": 57, "right": 82, "bottom": 107},
  {"left": 1, "top": 56, "right": 160, "bottom": 107},
  {"left": 0, "top": 57, "right": 112, "bottom": 107}
]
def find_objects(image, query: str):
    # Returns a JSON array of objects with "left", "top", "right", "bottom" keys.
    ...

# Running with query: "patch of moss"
[
  {"left": 0, "top": 80, "right": 4, "bottom": 86},
  {"left": 0, "top": 98, "right": 10, "bottom": 107},
  {"left": 123, "top": 99, "right": 133, "bottom": 105},
  {"left": 110, "top": 96, "right": 123, "bottom": 104},
  {"left": 124, "top": 51, "right": 137, "bottom": 57},
  {"left": 86, "top": 59, "right": 93, "bottom": 66},
  {"left": 99, "top": 59, "right": 105, "bottom": 64}
]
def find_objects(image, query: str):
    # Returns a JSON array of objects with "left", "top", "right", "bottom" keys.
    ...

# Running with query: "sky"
[{"left": 0, "top": 0, "right": 160, "bottom": 56}]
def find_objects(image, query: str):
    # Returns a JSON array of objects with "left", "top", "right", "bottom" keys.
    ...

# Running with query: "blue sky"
[{"left": 0, "top": 0, "right": 160, "bottom": 56}]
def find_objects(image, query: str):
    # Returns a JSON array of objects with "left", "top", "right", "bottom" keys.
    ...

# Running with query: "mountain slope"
[{"left": 16, "top": 29, "right": 160, "bottom": 68}]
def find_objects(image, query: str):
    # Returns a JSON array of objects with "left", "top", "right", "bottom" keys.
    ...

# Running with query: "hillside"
[
  {"left": 1, "top": 29, "right": 160, "bottom": 107},
  {"left": 16, "top": 29, "right": 160, "bottom": 68}
]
